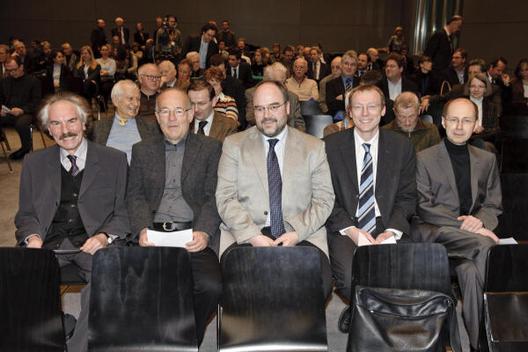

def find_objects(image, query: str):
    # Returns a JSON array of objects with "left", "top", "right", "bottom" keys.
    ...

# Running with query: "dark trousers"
[{"left": 0, "top": 113, "right": 33, "bottom": 151}]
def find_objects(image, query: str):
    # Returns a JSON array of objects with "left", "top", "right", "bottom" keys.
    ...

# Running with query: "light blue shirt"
[
  {"left": 106, "top": 115, "right": 141, "bottom": 164},
  {"left": 199, "top": 37, "right": 208, "bottom": 69}
]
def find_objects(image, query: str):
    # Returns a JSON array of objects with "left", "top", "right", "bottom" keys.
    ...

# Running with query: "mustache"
[
  {"left": 59, "top": 132, "right": 78, "bottom": 140},
  {"left": 261, "top": 118, "right": 278, "bottom": 124}
]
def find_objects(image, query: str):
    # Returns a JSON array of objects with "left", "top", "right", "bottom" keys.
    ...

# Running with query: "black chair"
[
  {"left": 0, "top": 126, "right": 13, "bottom": 172},
  {"left": 88, "top": 247, "right": 198, "bottom": 352},
  {"left": 218, "top": 246, "right": 327, "bottom": 351},
  {"left": 300, "top": 99, "right": 323, "bottom": 117},
  {"left": 348, "top": 243, "right": 460, "bottom": 352},
  {"left": 484, "top": 244, "right": 528, "bottom": 352},
  {"left": 498, "top": 115, "right": 528, "bottom": 172},
  {"left": 305, "top": 114, "right": 334, "bottom": 139},
  {"left": 495, "top": 174, "right": 528, "bottom": 241},
  {"left": 0, "top": 248, "right": 64, "bottom": 351}
]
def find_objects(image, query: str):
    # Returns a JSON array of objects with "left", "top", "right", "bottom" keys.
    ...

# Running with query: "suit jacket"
[
  {"left": 424, "top": 29, "right": 453, "bottom": 72},
  {"left": 196, "top": 111, "right": 238, "bottom": 143},
  {"left": 307, "top": 61, "right": 331, "bottom": 82},
  {"left": 43, "top": 64, "right": 73, "bottom": 96},
  {"left": 324, "top": 128, "right": 417, "bottom": 236},
  {"left": 111, "top": 27, "right": 130, "bottom": 46},
  {"left": 245, "top": 87, "right": 306, "bottom": 131},
  {"left": 326, "top": 75, "right": 359, "bottom": 116},
  {"left": 91, "top": 115, "right": 160, "bottom": 145},
  {"left": 414, "top": 142, "right": 502, "bottom": 241},
  {"left": 216, "top": 126, "right": 335, "bottom": 256},
  {"left": 127, "top": 133, "right": 222, "bottom": 248},
  {"left": 378, "top": 76, "right": 420, "bottom": 125},
  {"left": 183, "top": 35, "right": 219, "bottom": 68},
  {"left": 229, "top": 62, "right": 253, "bottom": 89},
  {"left": 15, "top": 141, "right": 130, "bottom": 244},
  {"left": 221, "top": 76, "right": 246, "bottom": 130}
]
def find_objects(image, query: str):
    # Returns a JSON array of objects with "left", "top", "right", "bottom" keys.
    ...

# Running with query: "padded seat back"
[
  {"left": 88, "top": 247, "right": 198, "bottom": 352},
  {"left": 305, "top": 114, "right": 334, "bottom": 139},
  {"left": 219, "top": 246, "right": 327, "bottom": 351}
]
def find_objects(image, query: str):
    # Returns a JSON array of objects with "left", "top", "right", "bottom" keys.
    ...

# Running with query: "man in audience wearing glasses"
[
  {"left": 126, "top": 88, "right": 222, "bottom": 345},
  {"left": 15, "top": 92, "right": 130, "bottom": 352},
  {"left": 413, "top": 97, "right": 501, "bottom": 352},
  {"left": 137, "top": 63, "right": 162, "bottom": 121},
  {"left": 216, "top": 80, "right": 335, "bottom": 299}
]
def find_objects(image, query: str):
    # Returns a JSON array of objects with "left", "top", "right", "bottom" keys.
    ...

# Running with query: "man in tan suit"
[
  {"left": 188, "top": 79, "right": 238, "bottom": 142},
  {"left": 216, "top": 80, "right": 335, "bottom": 297}
]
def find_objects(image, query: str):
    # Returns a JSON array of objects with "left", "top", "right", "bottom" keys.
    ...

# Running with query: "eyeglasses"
[
  {"left": 141, "top": 74, "right": 161, "bottom": 81},
  {"left": 444, "top": 117, "right": 475, "bottom": 126},
  {"left": 254, "top": 101, "right": 287, "bottom": 115},
  {"left": 156, "top": 107, "right": 192, "bottom": 118},
  {"left": 351, "top": 104, "right": 381, "bottom": 113}
]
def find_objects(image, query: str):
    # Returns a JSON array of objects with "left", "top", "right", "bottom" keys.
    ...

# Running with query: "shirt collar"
[
  {"left": 354, "top": 128, "right": 379, "bottom": 146},
  {"left": 60, "top": 137, "right": 88, "bottom": 163},
  {"left": 261, "top": 125, "right": 288, "bottom": 144}
]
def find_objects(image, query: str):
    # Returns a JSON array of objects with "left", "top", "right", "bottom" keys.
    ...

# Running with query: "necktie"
[
  {"left": 121, "top": 28, "right": 125, "bottom": 45},
  {"left": 357, "top": 143, "right": 376, "bottom": 234},
  {"left": 345, "top": 77, "right": 353, "bottom": 91},
  {"left": 267, "top": 139, "right": 285, "bottom": 238},
  {"left": 198, "top": 120, "right": 208, "bottom": 135},
  {"left": 234, "top": 67, "right": 238, "bottom": 79},
  {"left": 67, "top": 155, "right": 80, "bottom": 176}
]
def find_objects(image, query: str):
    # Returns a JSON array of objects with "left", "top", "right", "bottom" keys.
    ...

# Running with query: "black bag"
[{"left": 348, "top": 285, "right": 457, "bottom": 352}]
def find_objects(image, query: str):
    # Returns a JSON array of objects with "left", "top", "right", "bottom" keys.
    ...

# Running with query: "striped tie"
[
  {"left": 357, "top": 143, "right": 376, "bottom": 234},
  {"left": 267, "top": 138, "right": 285, "bottom": 238},
  {"left": 67, "top": 155, "right": 80, "bottom": 177},
  {"left": 345, "top": 77, "right": 353, "bottom": 91}
]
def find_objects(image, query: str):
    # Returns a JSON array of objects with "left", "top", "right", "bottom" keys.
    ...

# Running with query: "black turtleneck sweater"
[{"left": 444, "top": 139, "right": 472, "bottom": 215}]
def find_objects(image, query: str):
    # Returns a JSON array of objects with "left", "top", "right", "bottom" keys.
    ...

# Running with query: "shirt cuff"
[
  {"left": 385, "top": 228, "right": 403, "bottom": 240},
  {"left": 24, "top": 234, "right": 41, "bottom": 245},
  {"left": 339, "top": 226, "right": 356, "bottom": 236}
]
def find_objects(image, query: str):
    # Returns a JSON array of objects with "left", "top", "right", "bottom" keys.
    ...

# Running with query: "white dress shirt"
[
  {"left": 60, "top": 138, "right": 88, "bottom": 172},
  {"left": 387, "top": 78, "right": 402, "bottom": 101},
  {"left": 470, "top": 96, "right": 483, "bottom": 128}
]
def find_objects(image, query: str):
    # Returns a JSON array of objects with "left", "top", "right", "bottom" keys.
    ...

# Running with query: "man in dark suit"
[
  {"left": 425, "top": 15, "right": 463, "bottom": 74},
  {"left": 326, "top": 50, "right": 359, "bottom": 118},
  {"left": 92, "top": 80, "right": 160, "bottom": 162},
  {"left": 442, "top": 48, "right": 468, "bottom": 87},
  {"left": 127, "top": 88, "right": 222, "bottom": 345},
  {"left": 90, "top": 18, "right": 107, "bottom": 58},
  {"left": 183, "top": 23, "right": 219, "bottom": 69},
  {"left": 16, "top": 92, "right": 130, "bottom": 352},
  {"left": 413, "top": 98, "right": 501, "bottom": 351},
  {"left": 324, "top": 84, "right": 417, "bottom": 302},
  {"left": 228, "top": 48, "right": 253, "bottom": 89},
  {"left": 188, "top": 80, "right": 238, "bottom": 142},
  {"left": 218, "top": 20, "right": 236, "bottom": 48},
  {"left": 111, "top": 17, "right": 130, "bottom": 47},
  {"left": 378, "top": 53, "right": 420, "bottom": 125},
  {"left": 307, "top": 46, "right": 330, "bottom": 83}
]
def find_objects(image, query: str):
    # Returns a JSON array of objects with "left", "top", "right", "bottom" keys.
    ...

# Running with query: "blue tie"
[
  {"left": 345, "top": 77, "right": 353, "bottom": 91},
  {"left": 267, "top": 139, "right": 285, "bottom": 238},
  {"left": 357, "top": 143, "right": 376, "bottom": 234}
]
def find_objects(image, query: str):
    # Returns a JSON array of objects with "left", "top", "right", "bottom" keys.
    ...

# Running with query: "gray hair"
[
  {"left": 38, "top": 92, "right": 91, "bottom": 129},
  {"left": 111, "top": 79, "right": 140, "bottom": 105},
  {"left": 263, "top": 62, "right": 288, "bottom": 82}
]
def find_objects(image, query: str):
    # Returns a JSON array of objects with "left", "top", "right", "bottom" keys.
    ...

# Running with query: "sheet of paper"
[
  {"left": 357, "top": 233, "right": 397, "bottom": 246},
  {"left": 1, "top": 105, "right": 11, "bottom": 114},
  {"left": 147, "top": 228, "right": 193, "bottom": 248},
  {"left": 498, "top": 237, "right": 518, "bottom": 245}
]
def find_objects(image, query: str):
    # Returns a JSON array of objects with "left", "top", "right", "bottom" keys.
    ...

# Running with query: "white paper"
[
  {"left": 357, "top": 233, "right": 397, "bottom": 246},
  {"left": 498, "top": 237, "right": 518, "bottom": 245},
  {"left": 1, "top": 105, "right": 11, "bottom": 114},
  {"left": 147, "top": 228, "right": 193, "bottom": 248}
]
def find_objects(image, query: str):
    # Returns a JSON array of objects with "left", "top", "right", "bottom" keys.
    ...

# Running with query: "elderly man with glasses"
[{"left": 137, "top": 63, "right": 162, "bottom": 121}]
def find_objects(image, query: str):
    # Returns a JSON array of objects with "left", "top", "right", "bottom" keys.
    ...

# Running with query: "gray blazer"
[
  {"left": 127, "top": 133, "right": 222, "bottom": 248},
  {"left": 15, "top": 141, "right": 130, "bottom": 244},
  {"left": 414, "top": 142, "right": 502, "bottom": 241},
  {"left": 216, "top": 126, "right": 335, "bottom": 256},
  {"left": 91, "top": 115, "right": 160, "bottom": 145}
]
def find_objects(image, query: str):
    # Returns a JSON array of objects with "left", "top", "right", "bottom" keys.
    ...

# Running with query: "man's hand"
[
  {"left": 419, "top": 97, "right": 430, "bottom": 114},
  {"left": 10, "top": 107, "right": 24, "bottom": 116},
  {"left": 477, "top": 228, "right": 500, "bottom": 243},
  {"left": 138, "top": 228, "right": 155, "bottom": 247},
  {"left": 274, "top": 231, "right": 299, "bottom": 247},
  {"left": 346, "top": 226, "right": 375, "bottom": 245},
  {"left": 26, "top": 234, "right": 43, "bottom": 248},
  {"left": 374, "top": 231, "right": 395, "bottom": 244},
  {"left": 80, "top": 233, "right": 108, "bottom": 255},
  {"left": 336, "top": 94, "right": 343, "bottom": 101},
  {"left": 186, "top": 231, "right": 209, "bottom": 252},
  {"left": 457, "top": 215, "right": 483, "bottom": 233},
  {"left": 249, "top": 235, "right": 276, "bottom": 247}
]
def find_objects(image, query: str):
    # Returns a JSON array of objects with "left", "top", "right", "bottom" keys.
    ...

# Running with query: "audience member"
[
  {"left": 183, "top": 23, "right": 219, "bottom": 69},
  {"left": 61, "top": 42, "right": 78, "bottom": 72},
  {"left": 424, "top": 15, "right": 463, "bottom": 73},
  {"left": 90, "top": 19, "right": 107, "bottom": 58},
  {"left": 75, "top": 45, "right": 100, "bottom": 103},
  {"left": 285, "top": 57, "right": 318, "bottom": 102},
  {"left": 510, "top": 58, "right": 528, "bottom": 115},
  {"left": 204, "top": 66, "right": 239, "bottom": 124},
  {"left": 443, "top": 48, "right": 468, "bottom": 87},
  {"left": 387, "top": 26, "right": 406, "bottom": 53},
  {"left": 96, "top": 45, "right": 116, "bottom": 110},
  {"left": 176, "top": 59, "right": 192, "bottom": 90},
  {"left": 111, "top": 17, "right": 130, "bottom": 47},
  {"left": 158, "top": 60, "right": 177, "bottom": 89},
  {"left": 218, "top": 20, "right": 236, "bottom": 48},
  {"left": 137, "top": 63, "right": 161, "bottom": 121},
  {"left": 187, "top": 51, "right": 204, "bottom": 79},
  {"left": 307, "top": 46, "right": 330, "bottom": 83},
  {"left": 413, "top": 97, "right": 501, "bottom": 352},
  {"left": 228, "top": 48, "right": 253, "bottom": 89},
  {"left": 0, "top": 44, "right": 8, "bottom": 77},
  {"left": 326, "top": 50, "right": 359, "bottom": 117},
  {"left": 319, "top": 56, "right": 341, "bottom": 114},
  {"left": 133, "top": 22, "right": 149, "bottom": 48},
  {"left": 43, "top": 49, "right": 72, "bottom": 96},
  {"left": 356, "top": 52, "right": 369, "bottom": 78}
]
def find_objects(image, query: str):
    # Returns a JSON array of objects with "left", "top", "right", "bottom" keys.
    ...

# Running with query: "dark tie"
[
  {"left": 357, "top": 143, "right": 376, "bottom": 234},
  {"left": 345, "top": 77, "right": 353, "bottom": 91},
  {"left": 267, "top": 139, "right": 285, "bottom": 238},
  {"left": 67, "top": 155, "right": 80, "bottom": 176},
  {"left": 198, "top": 120, "right": 208, "bottom": 135}
]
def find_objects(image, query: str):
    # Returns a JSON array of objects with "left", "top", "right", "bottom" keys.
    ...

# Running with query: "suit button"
[
  {"left": 70, "top": 204, "right": 76, "bottom": 208},
  {"left": 264, "top": 211, "right": 268, "bottom": 215},
  {"left": 68, "top": 219, "right": 73, "bottom": 223},
  {"left": 73, "top": 193, "right": 78, "bottom": 198}
]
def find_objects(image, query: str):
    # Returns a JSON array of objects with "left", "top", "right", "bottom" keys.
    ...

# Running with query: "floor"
[{"left": 0, "top": 128, "right": 471, "bottom": 351}]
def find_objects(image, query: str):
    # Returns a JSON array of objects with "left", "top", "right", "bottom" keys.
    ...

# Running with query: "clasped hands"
[
  {"left": 458, "top": 215, "right": 499, "bottom": 243},
  {"left": 345, "top": 226, "right": 394, "bottom": 245},
  {"left": 249, "top": 231, "right": 299, "bottom": 247}
]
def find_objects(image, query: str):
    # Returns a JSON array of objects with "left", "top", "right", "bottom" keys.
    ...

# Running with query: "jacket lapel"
[
  {"left": 246, "top": 128, "right": 268, "bottom": 193},
  {"left": 468, "top": 146, "right": 480, "bottom": 212},
  {"left": 79, "top": 141, "right": 100, "bottom": 197},
  {"left": 438, "top": 142, "right": 460, "bottom": 204},
  {"left": 340, "top": 129, "right": 358, "bottom": 193}
]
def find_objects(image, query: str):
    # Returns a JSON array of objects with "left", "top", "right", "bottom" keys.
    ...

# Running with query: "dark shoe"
[
  {"left": 338, "top": 306, "right": 352, "bottom": 333},
  {"left": 9, "top": 148, "right": 29, "bottom": 160},
  {"left": 63, "top": 313, "right": 77, "bottom": 341}
]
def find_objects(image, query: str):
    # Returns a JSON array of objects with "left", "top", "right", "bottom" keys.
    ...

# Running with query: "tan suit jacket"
[
  {"left": 208, "top": 112, "right": 238, "bottom": 142},
  {"left": 216, "top": 126, "right": 334, "bottom": 256}
]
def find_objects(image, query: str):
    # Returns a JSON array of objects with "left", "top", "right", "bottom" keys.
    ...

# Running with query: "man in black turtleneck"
[{"left": 413, "top": 97, "right": 502, "bottom": 352}]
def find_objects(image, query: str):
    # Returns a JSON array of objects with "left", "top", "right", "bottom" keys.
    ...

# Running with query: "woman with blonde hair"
[{"left": 75, "top": 45, "right": 100, "bottom": 102}]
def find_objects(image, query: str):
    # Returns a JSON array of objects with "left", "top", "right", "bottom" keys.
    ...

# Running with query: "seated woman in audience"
[
  {"left": 510, "top": 58, "right": 528, "bottom": 115},
  {"left": 204, "top": 67, "right": 239, "bottom": 123},
  {"left": 75, "top": 45, "right": 100, "bottom": 102},
  {"left": 464, "top": 73, "right": 500, "bottom": 151},
  {"left": 251, "top": 49, "right": 266, "bottom": 78},
  {"left": 96, "top": 44, "right": 116, "bottom": 111},
  {"left": 44, "top": 49, "right": 72, "bottom": 96}
]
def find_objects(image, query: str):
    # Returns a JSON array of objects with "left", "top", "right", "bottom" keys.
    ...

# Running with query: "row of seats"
[{"left": 1, "top": 244, "right": 527, "bottom": 351}]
